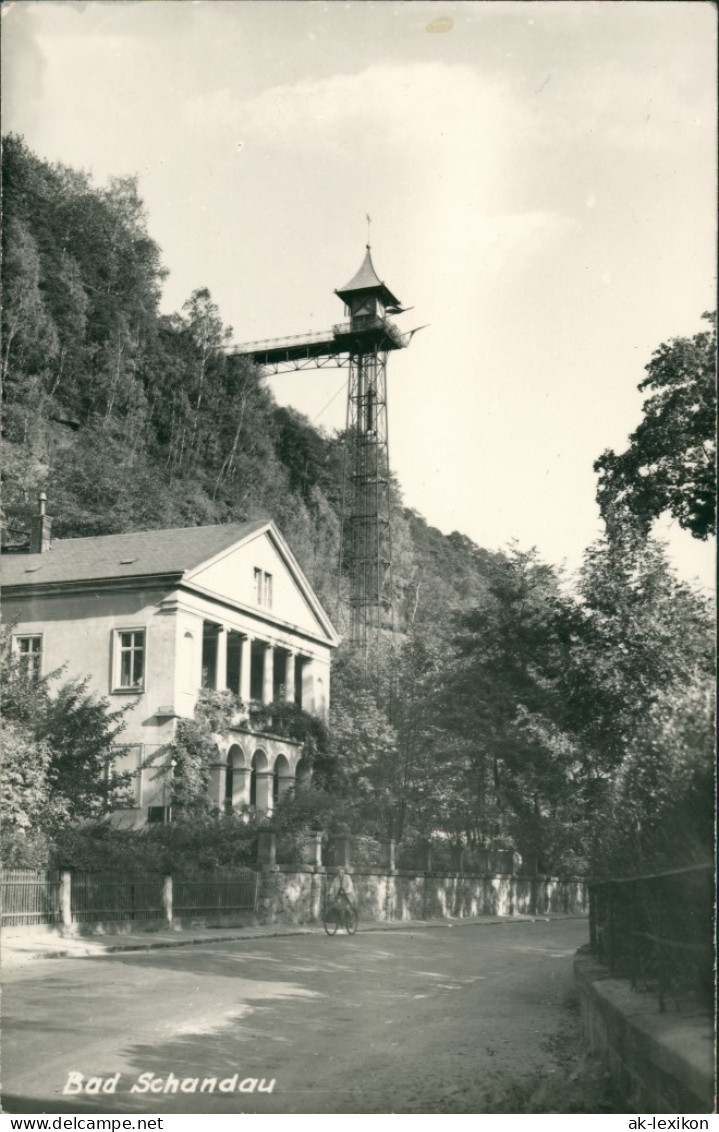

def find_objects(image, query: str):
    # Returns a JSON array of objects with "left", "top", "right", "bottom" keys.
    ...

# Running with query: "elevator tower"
[{"left": 229, "top": 246, "right": 412, "bottom": 648}]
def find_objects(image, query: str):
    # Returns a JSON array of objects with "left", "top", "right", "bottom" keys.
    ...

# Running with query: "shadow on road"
[{"left": 4, "top": 921, "right": 614, "bottom": 1115}]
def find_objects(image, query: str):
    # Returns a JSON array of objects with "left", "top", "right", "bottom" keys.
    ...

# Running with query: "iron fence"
[
  {"left": 589, "top": 862, "right": 714, "bottom": 1012},
  {"left": 1, "top": 869, "right": 61, "bottom": 926},
  {"left": 173, "top": 870, "right": 259, "bottom": 917},
  {"left": 71, "top": 872, "right": 164, "bottom": 923}
]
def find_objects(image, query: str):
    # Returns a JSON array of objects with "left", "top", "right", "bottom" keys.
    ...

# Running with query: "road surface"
[{"left": 3, "top": 918, "right": 589, "bottom": 1114}]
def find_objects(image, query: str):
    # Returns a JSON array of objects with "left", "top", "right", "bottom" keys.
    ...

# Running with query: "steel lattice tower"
[
  {"left": 229, "top": 245, "right": 412, "bottom": 648},
  {"left": 341, "top": 339, "right": 393, "bottom": 646}
]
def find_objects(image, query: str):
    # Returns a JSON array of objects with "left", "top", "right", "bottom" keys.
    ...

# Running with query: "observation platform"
[{"left": 227, "top": 316, "right": 409, "bottom": 373}]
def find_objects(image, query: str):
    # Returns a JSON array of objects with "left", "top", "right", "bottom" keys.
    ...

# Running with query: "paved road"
[{"left": 3, "top": 918, "right": 589, "bottom": 1115}]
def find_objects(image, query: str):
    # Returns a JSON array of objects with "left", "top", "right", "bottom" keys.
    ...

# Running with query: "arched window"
[
  {"left": 295, "top": 756, "right": 311, "bottom": 790},
  {"left": 225, "top": 744, "right": 244, "bottom": 811},
  {"left": 273, "top": 754, "right": 291, "bottom": 804},
  {"left": 250, "top": 750, "right": 268, "bottom": 810}
]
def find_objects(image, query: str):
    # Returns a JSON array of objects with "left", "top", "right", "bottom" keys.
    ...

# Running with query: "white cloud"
[{"left": 184, "top": 60, "right": 523, "bottom": 169}]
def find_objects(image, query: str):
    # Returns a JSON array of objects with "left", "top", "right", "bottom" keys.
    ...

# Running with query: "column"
[
  {"left": 293, "top": 655, "right": 304, "bottom": 707},
  {"left": 284, "top": 651, "right": 295, "bottom": 703},
  {"left": 239, "top": 635, "right": 252, "bottom": 703},
  {"left": 208, "top": 760, "right": 226, "bottom": 808},
  {"left": 232, "top": 766, "right": 250, "bottom": 810},
  {"left": 262, "top": 643, "right": 274, "bottom": 704},
  {"left": 215, "top": 627, "right": 227, "bottom": 692},
  {"left": 255, "top": 771, "right": 273, "bottom": 813},
  {"left": 300, "top": 658, "right": 313, "bottom": 712}
]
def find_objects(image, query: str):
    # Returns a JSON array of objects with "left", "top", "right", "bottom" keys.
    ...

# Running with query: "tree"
[
  {"left": 575, "top": 532, "right": 714, "bottom": 874},
  {"left": 595, "top": 313, "right": 716, "bottom": 540},
  {"left": 327, "top": 646, "right": 401, "bottom": 836},
  {"left": 0, "top": 630, "right": 130, "bottom": 847},
  {"left": 1, "top": 216, "right": 59, "bottom": 384},
  {"left": 589, "top": 674, "right": 714, "bottom": 877},
  {"left": 1, "top": 719, "right": 64, "bottom": 832},
  {"left": 575, "top": 532, "right": 712, "bottom": 760},
  {"left": 181, "top": 287, "right": 232, "bottom": 447},
  {"left": 431, "top": 548, "right": 585, "bottom": 870}
]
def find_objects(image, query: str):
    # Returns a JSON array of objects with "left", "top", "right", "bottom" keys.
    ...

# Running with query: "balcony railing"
[
  {"left": 332, "top": 316, "right": 405, "bottom": 347},
  {"left": 227, "top": 317, "right": 407, "bottom": 360},
  {"left": 227, "top": 329, "right": 335, "bottom": 356}
]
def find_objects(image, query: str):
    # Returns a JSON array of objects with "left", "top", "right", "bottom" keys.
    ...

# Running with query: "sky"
[{"left": 2, "top": 0, "right": 716, "bottom": 588}]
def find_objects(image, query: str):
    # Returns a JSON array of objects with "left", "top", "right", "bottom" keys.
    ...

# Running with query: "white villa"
[{"left": 2, "top": 501, "right": 340, "bottom": 826}]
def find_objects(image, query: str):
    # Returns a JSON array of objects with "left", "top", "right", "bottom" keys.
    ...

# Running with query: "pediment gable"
[{"left": 185, "top": 523, "right": 339, "bottom": 645}]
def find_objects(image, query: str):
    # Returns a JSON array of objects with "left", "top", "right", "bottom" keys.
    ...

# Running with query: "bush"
[
  {"left": 275, "top": 830, "right": 314, "bottom": 865},
  {"left": 269, "top": 784, "right": 354, "bottom": 836},
  {"left": 1, "top": 826, "right": 53, "bottom": 868},
  {"left": 49, "top": 813, "right": 260, "bottom": 873},
  {"left": 350, "top": 835, "right": 384, "bottom": 868}
]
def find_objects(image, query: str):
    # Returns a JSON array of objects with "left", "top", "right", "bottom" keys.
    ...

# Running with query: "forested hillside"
[
  {"left": 2, "top": 135, "right": 714, "bottom": 876},
  {"left": 1, "top": 133, "right": 496, "bottom": 625}
]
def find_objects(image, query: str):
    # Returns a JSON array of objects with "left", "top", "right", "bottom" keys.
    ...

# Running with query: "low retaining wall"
[
  {"left": 257, "top": 869, "right": 587, "bottom": 925},
  {"left": 3, "top": 870, "right": 587, "bottom": 938},
  {"left": 574, "top": 946, "right": 714, "bottom": 1113}
]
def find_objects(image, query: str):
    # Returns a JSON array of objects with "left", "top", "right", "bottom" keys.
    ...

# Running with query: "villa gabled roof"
[
  {"left": 335, "top": 247, "right": 403, "bottom": 312},
  {"left": 2, "top": 518, "right": 340, "bottom": 646},
  {"left": 1, "top": 520, "right": 270, "bottom": 586}
]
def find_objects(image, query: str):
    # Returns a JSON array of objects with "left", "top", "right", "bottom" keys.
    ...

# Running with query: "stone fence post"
[
  {"left": 60, "top": 869, "right": 72, "bottom": 930},
  {"left": 303, "top": 832, "right": 323, "bottom": 868},
  {"left": 257, "top": 830, "right": 277, "bottom": 867},
  {"left": 162, "top": 874, "right": 173, "bottom": 927},
  {"left": 382, "top": 838, "right": 396, "bottom": 873},
  {"left": 329, "top": 835, "right": 351, "bottom": 869}
]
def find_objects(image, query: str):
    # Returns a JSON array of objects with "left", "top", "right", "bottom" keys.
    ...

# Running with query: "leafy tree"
[
  {"left": 248, "top": 699, "right": 332, "bottom": 781},
  {"left": 1, "top": 215, "right": 59, "bottom": 384},
  {"left": 595, "top": 313, "right": 716, "bottom": 540},
  {"left": 1, "top": 719, "right": 64, "bottom": 833},
  {"left": 273, "top": 406, "right": 338, "bottom": 504},
  {"left": 575, "top": 533, "right": 714, "bottom": 874},
  {"left": 575, "top": 531, "right": 713, "bottom": 764},
  {"left": 0, "top": 631, "right": 130, "bottom": 860},
  {"left": 432, "top": 549, "right": 584, "bottom": 869},
  {"left": 323, "top": 645, "right": 401, "bottom": 835},
  {"left": 590, "top": 674, "right": 714, "bottom": 877}
]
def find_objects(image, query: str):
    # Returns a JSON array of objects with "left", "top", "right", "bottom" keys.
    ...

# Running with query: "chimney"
[{"left": 29, "top": 492, "right": 52, "bottom": 554}]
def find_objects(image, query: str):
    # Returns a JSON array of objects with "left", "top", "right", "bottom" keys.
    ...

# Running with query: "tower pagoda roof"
[{"left": 335, "top": 247, "right": 403, "bottom": 313}]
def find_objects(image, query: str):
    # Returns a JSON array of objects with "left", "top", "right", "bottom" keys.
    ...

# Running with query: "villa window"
[
  {"left": 14, "top": 635, "right": 43, "bottom": 680},
  {"left": 147, "top": 806, "right": 169, "bottom": 824},
  {"left": 114, "top": 629, "right": 145, "bottom": 691},
  {"left": 253, "top": 568, "right": 273, "bottom": 608}
]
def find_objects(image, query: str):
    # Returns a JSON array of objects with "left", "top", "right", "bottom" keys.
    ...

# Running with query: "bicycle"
[{"left": 324, "top": 893, "right": 358, "bottom": 936}]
